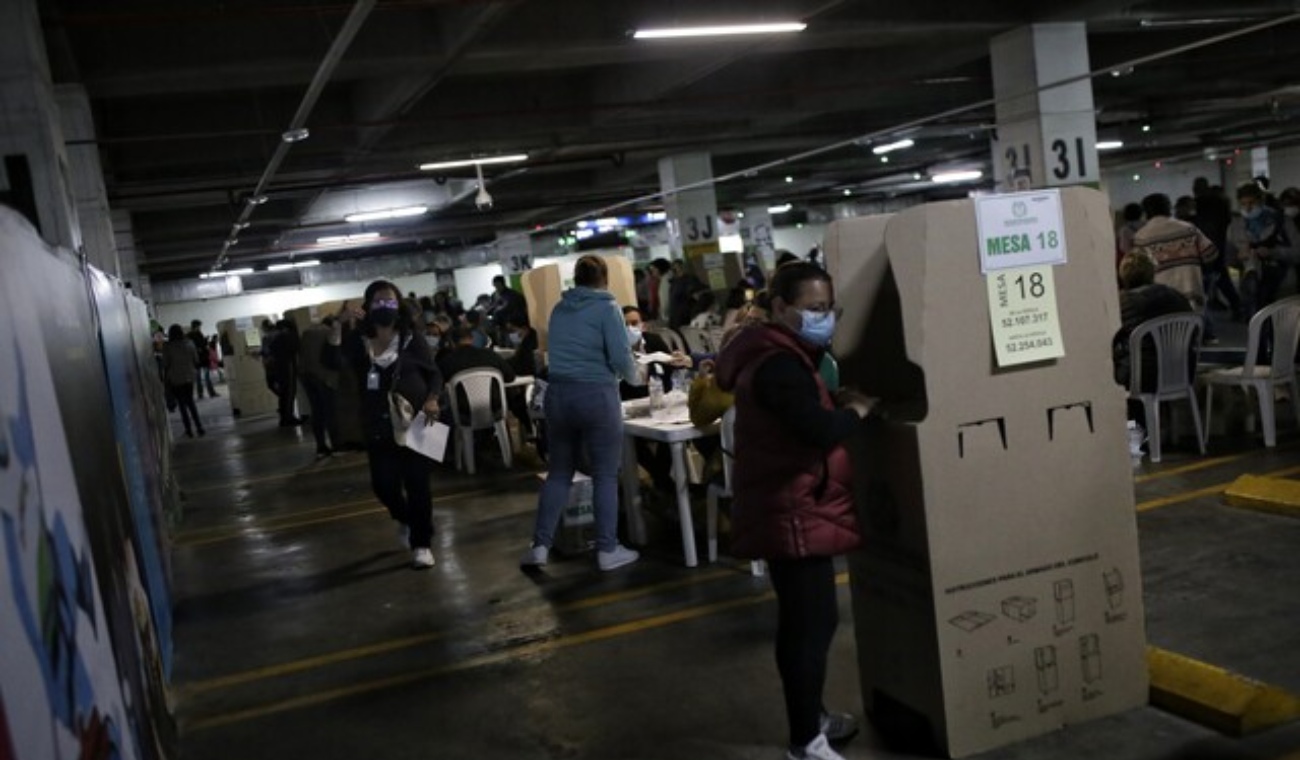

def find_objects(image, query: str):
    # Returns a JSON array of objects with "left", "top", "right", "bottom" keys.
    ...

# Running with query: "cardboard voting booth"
[
  {"left": 521, "top": 254, "right": 636, "bottom": 348},
  {"left": 217, "top": 315, "right": 279, "bottom": 418},
  {"left": 827, "top": 187, "right": 1147, "bottom": 757}
]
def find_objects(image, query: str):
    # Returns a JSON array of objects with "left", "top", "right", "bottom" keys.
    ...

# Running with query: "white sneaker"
[
  {"left": 412, "top": 548, "right": 435, "bottom": 568},
  {"left": 396, "top": 523, "right": 410, "bottom": 550},
  {"left": 520, "top": 544, "right": 549, "bottom": 568},
  {"left": 597, "top": 545, "right": 639, "bottom": 571},
  {"left": 786, "top": 733, "right": 845, "bottom": 760},
  {"left": 820, "top": 711, "right": 859, "bottom": 744}
]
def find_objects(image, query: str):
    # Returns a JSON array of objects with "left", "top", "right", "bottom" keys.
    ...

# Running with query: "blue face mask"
[
  {"left": 797, "top": 310, "right": 836, "bottom": 347},
  {"left": 508, "top": 331, "right": 523, "bottom": 347},
  {"left": 626, "top": 326, "right": 643, "bottom": 347}
]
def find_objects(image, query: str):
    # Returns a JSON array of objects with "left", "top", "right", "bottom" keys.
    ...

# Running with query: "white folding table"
[{"left": 620, "top": 405, "right": 720, "bottom": 567}]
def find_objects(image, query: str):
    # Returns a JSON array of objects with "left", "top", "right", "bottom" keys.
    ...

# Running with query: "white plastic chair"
[
  {"left": 1204, "top": 296, "right": 1300, "bottom": 448},
  {"left": 705, "top": 408, "right": 764, "bottom": 576},
  {"left": 648, "top": 328, "right": 687, "bottom": 354},
  {"left": 447, "top": 369, "right": 512, "bottom": 474},
  {"left": 678, "top": 326, "right": 715, "bottom": 354},
  {"left": 1127, "top": 313, "right": 1205, "bottom": 464}
]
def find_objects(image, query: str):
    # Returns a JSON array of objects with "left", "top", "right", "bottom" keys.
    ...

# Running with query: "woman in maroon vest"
[{"left": 716, "top": 262, "right": 874, "bottom": 760}]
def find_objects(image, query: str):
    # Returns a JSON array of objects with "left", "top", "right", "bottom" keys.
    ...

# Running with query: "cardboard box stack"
[{"left": 826, "top": 187, "right": 1147, "bottom": 757}]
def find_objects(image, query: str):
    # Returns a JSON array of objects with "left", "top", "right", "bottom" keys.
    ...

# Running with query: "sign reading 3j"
[
  {"left": 986, "top": 264, "right": 1066, "bottom": 367},
  {"left": 975, "top": 189, "right": 1068, "bottom": 274}
]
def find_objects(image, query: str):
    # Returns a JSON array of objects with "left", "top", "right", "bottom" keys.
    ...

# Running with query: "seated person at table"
[
  {"left": 1112, "top": 252, "right": 1193, "bottom": 420},
  {"left": 620, "top": 305, "right": 691, "bottom": 401},
  {"left": 502, "top": 316, "right": 539, "bottom": 438},
  {"left": 504, "top": 316, "right": 540, "bottom": 378},
  {"left": 465, "top": 310, "right": 493, "bottom": 349},
  {"left": 437, "top": 327, "right": 516, "bottom": 430}
]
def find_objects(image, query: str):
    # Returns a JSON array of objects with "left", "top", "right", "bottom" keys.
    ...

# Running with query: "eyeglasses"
[{"left": 801, "top": 304, "right": 843, "bottom": 319}]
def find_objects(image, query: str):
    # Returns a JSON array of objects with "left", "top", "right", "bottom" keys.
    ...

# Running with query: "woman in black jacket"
[{"left": 343, "top": 280, "right": 445, "bottom": 569}]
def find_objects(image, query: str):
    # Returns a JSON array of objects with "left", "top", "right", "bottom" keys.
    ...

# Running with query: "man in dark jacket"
[
  {"left": 437, "top": 326, "right": 516, "bottom": 427},
  {"left": 667, "top": 260, "right": 706, "bottom": 330},
  {"left": 188, "top": 320, "right": 218, "bottom": 398},
  {"left": 273, "top": 319, "right": 303, "bottom": 426}
]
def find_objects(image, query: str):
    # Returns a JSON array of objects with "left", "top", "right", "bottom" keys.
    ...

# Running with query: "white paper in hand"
[
  {"left": 405, "top": 413, "right": 451, "bottom": 462},
  {"left": 636, "top": 352, "right": 676, "bottom": 365}
]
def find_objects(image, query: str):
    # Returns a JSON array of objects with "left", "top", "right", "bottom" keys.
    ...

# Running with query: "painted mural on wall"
[
  {"left": 90, "top": 268, "right": 175, "bottom": 681},
  {"left": 0, "top": 209, "right": 173, "bottom": 759}
]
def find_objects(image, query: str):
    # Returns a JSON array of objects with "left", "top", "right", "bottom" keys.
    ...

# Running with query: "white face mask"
[{"left": 626, "top": 326, "right": 643, "bottom": 347}]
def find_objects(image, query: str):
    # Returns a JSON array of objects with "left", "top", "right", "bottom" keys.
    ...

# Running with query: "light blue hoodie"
[{"left": 547, "top": 287, "right": 639, "bottom": 384}]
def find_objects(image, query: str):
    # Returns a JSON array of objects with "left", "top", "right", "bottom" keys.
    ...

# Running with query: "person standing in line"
[
  {"left": 716, "top": 262, "right": 873, "bottom": 760},
  {"left": 520, "top": 255, "right": 641, "bottom": 572},
  {"left": 1192, "top": 178, "right": 1243, "bottom": 319},
  {"left": 188, "top": 320, "right": 218, "bottom": 398},
  {"left": 1132, "top": 193, "right": 1218, "bottom": 339},
  {"left": 273, "top": 319, "right": 303, "bottom": 427},
  {"left": 299, "top": 316, "right": 341, "bottom": 458},
  {"left": 343, "top": 281, "right": 444, "bottom": 569},
  {"left": 163, "top": 324, "right": 205, "bottom": 438}
]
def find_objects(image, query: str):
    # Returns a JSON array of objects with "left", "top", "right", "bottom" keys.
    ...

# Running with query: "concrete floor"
[{"left": 170, "top": 387, "right": 1300, "bottom": 760}]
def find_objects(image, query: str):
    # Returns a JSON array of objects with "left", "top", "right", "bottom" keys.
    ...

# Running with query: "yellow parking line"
[
  {"left": 182, "top": 565, "right": 752, "bottom": 696},
  {"left": 176, "top": 481, "right": 532, "bottom": 548},
  {"left": 1134, "top": 454, "right": 1247, "bottom": 484},
  {"left": 1136, "top": 463, "right": 1300, "bottom": 513}
]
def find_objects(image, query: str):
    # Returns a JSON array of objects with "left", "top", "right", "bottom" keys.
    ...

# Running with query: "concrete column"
[
  {"left": 657, "top": 152, "right": 720, "bottom": 262},
  {"left": 0, "top": 0, "right": 80, "bottom": 250},
  {"left": 990, "top": 24, "right": 1100, "bottom": 192},
  {"left": 58, "top": 85, "right": 117, "bottom": 275}
]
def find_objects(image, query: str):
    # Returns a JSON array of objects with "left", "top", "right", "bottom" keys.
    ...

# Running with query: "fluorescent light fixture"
[
  {"left": 633, "top": 22, "right": 806, "bottom": 40},
  {"left": 785, "top": 176, "right": 794, "bottom": 183},
  {"left": 344, "top": 205, "right": 428, "bottom": 223},
  {"left": 644, "top": 211, "right": 667, "bottom": 222},
  {"left": 1141, "top": 124, "right": 1152, "bottom": 133},
  {"left": 267, "top": 263, "right": 296, "bottom": 272},
  {"left": 316, "top": 232, "right": 381, "bottom": 245},
  {"left": 595, "top": 217, "right": 623, "bottom": 228},
  {"left": 768, "top": 203, "right": 793, "bottom": 214},
  {"left": 1133, "top": 174, "right": 1142, "bottom": 182},
  {"left": 1096, "top": 140, "right": 1124, "bottom": 151},
  {"left": 234, "top": 221, "right": 250, "bottom": 230},
  {"left": 281, "top": 128, "right": 310, "bottom": 143},
  {"left": 418, "top": 154, "right": 528, "bottom": 171},
  {"left": 880, "top": 156, "right": 890, "bottom": 164},
  {"left": 248, "top": 195, "right": 269, "bottom": 205},
  {"left": 931, "top": 170, "right": 984, "bottom": 184},
  {"left": 843, "top": 189, "right": 852, "bottom": 196},
  {"left": 202, "top": 267, "right": 254, "bottom": 278},
  {"left": 293, "top": 259, "right": 321, "bottom": 268},
  {"left": 872, "top": 139, "right": 915, "bottom": 155}
]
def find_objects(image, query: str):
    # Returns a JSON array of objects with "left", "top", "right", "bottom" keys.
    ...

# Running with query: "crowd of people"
[{"left": 1112, "top": 175, "right": 1300, "bottom": 447}]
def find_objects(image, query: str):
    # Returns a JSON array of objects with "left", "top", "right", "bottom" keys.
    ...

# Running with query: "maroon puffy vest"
[{"left": 718, "top": 325, "right": 861, "bottom": 560}]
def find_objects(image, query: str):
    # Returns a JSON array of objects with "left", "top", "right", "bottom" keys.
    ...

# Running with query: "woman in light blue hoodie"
[{"left": 522, "top": 255, "right": 642, "bottom": 571}]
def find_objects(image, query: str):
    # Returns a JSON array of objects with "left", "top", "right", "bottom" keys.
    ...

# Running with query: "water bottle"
[
  {"left": 648, "top": 371, "right": 664, "bottom": 418},
  {"left": 672, "top": 369, "right": 687, "bottom": 394}
]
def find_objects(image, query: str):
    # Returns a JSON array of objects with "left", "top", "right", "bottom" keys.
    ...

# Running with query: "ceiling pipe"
[{"left": 212, "top": 0, "right": 376, "bottom": 271}]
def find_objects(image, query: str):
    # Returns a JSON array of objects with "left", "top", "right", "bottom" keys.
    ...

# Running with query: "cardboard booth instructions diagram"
[
  {"left": 988, "top": 637, "right": 1101, "bottom": 701},
  {"left": 946, "top": 563, "right": 1125, "bottom": 637}
]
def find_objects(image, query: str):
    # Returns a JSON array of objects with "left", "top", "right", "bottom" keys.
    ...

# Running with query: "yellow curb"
[
  {"left": 1148, "top": 647, "right": 1300, "bottom": 736},
  {"left": 1223, "top": 474, "right": 1300, "bottom": 518}
]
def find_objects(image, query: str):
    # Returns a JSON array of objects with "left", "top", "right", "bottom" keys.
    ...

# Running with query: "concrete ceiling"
[{"left": 36, "top": 0, "right": 1300, "bottom": 280}]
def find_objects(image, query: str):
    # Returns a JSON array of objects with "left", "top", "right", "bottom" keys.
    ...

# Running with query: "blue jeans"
[{"left": 532, "top": 381, "right": 623, "bottom": 552}]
